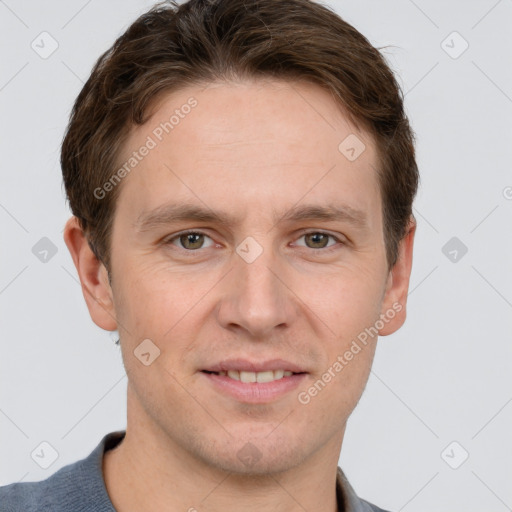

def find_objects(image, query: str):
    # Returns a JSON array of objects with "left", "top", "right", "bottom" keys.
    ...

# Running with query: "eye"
[
  {"left": 165, "top": 230, "right": 215, "bottom": 251},
  {"left": 293, "top": 231, "right": 342, "bottom": 251},
  {"left": 163, "top": 229, "right": 344, "bottom": 254}
]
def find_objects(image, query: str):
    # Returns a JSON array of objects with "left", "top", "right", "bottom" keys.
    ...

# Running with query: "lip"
[
  {"left": 200, "top": 371, "right": 307, "bottom": 403},
  {"left": 202, "top": 358, "right": 307, "bottom": 373}
]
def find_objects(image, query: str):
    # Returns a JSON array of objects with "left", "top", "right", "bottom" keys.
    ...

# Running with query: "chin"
[{"left": 195, "top": 432, "right": 307, "bottom": 477}]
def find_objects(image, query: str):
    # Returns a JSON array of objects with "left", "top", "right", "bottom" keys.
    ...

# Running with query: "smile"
[
  {"left": 202, "top": 369, "right": 298, "bottom": 383},
  {"left": 200, "top": 370, "right": 307, "bottom": 403}
]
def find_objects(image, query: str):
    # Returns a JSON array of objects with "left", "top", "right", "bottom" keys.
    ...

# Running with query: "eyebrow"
[{"left": 134, "top": 202, "right": 369, "bottom": 233}]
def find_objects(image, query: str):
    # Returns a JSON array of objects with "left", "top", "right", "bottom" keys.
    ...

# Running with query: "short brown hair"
[{"left": 61, "top": 0, "right": 419, "bottom": 273}]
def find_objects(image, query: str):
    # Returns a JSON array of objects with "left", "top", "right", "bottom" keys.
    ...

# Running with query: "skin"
[{"left": 64, "top": 78, "right": 415, "bottom": 512}]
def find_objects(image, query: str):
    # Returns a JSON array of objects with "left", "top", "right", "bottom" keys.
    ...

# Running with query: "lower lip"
[{"left": 200, "top": 371, "right": 307, "bottom": 403}]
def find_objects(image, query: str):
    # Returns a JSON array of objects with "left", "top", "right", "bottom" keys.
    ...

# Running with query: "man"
[{"left": 0, "top": 0, "right": 418, "bottom": 510}]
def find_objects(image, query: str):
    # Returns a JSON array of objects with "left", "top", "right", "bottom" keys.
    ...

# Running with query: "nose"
[{"left": 215, "top": 245, "right": 299, "bottom": 339}]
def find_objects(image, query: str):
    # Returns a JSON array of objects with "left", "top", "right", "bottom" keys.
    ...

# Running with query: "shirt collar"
[{"left": 336, "top": 465, "right": 376, "bottom": 512}]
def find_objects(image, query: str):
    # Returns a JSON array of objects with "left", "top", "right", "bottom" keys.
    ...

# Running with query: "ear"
[
  {"left": 378, "top": 216, "right": 416, "bottom": 336},
  {"left": 63, "top": 216, "right": 118, "bottom": 331}
]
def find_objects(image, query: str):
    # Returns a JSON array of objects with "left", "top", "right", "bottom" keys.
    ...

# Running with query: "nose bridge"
[
  {"left": 239, "top": 249, "right": 280, "bottom": 306},
  {"left": 218, "top": 237, "right": 295, "bottom": 337}
]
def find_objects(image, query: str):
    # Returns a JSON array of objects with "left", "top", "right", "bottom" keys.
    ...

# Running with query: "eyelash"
[{"left": 163, "top": 229, "right": 344, "bottom": 254}]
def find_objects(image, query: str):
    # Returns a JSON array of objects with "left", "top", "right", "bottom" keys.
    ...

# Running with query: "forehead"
[
  {"left": 141, "top": 78, "right": 373, "bottom": 157},
  {"left": 114, "top": 79, "right": 381, "bottom": 225}
]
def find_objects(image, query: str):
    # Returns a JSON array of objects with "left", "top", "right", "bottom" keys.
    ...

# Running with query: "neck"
[{"left": 103, "top": 387, "right": 344, "bottom": 512}]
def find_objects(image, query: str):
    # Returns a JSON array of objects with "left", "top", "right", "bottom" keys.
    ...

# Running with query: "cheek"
[
  {"left": 112, "top": 263, "right": 212, "bottom": 363},
  {"left": 114, "top": 259, "right": 184, "bottom": 323},
  {"left": 311, "top": 265, "right": 386, "bottom": 339},
  {"left": 296, "top": 334, "right": 377, "bottom": 439},
  {"left": 291, "top": 266, "right": 383, "bottom": 401},
  {"left": 301, "top": 323, "right": 378, "bottom": 423}
]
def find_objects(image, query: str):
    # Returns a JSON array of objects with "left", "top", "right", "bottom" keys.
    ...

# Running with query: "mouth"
[
  {"left": 201, "top": 369, "right": 306, "bottom": 383},
  {"left": 200, "top": 359, "right": 308, "bottom": 403}
]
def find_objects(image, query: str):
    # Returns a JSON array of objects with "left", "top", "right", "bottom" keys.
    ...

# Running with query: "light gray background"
[{"left": 1, "top": 1, "right": 511, "bottom": 510}]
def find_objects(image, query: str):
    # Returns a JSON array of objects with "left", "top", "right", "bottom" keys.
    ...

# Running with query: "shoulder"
[
  {"left": 0, "top": 462, "right": 78, "bottom": 512},
  {"left": 0, "top": 430, "right": 125, "bottom": 512},
  {"left": 360, "top": 498, "right": 393, "bottom": 512},
  {"left": 0, "top": 481, "right": 36, "bottom": 511}
]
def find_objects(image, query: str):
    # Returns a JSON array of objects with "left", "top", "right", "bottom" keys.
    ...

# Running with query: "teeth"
[
  {"left": 240, "top": 371, "right": 257, "bottom": 383},
  {"left": 256, "top": 371, "right": 274, "bottom": 383},
  {"left": 217, "top": 369, "right": 295, "bottom": 382}
]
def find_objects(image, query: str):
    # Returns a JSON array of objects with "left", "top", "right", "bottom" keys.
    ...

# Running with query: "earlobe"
[
  {"left": 63, "top": 216, "right": 118, "bottom": 331},
  {"left": 378, "top": 217, "right": 416, "bottom": 336}
]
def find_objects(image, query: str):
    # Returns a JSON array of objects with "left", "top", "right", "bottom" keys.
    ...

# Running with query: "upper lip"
[{"left": 202, "top": 358, "right": 307, "bottom": 373}]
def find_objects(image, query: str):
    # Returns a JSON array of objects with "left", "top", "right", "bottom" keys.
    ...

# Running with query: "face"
[{"left": 66, "top": 78, "right": 414, "bottom": 476}]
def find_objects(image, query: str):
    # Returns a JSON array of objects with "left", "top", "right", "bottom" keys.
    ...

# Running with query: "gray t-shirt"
[{"left": 0, "top": 430, "right": 391, "bottom": 512}]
